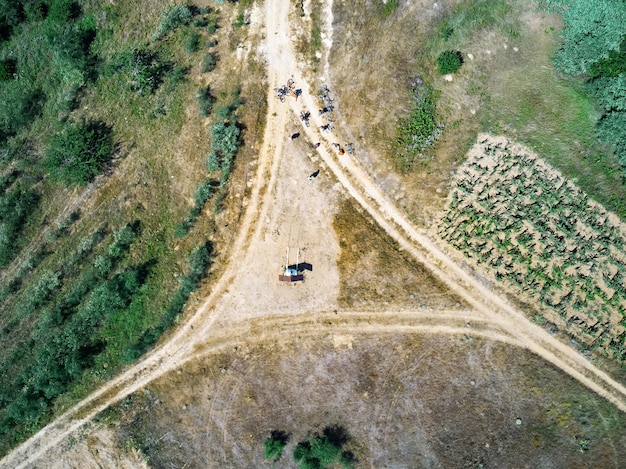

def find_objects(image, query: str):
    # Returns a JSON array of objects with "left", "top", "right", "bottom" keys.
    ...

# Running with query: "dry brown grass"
[
  {"left": 333, "top": 197, "right": 463, "bottom": 309},
  {"left": 98, "top": 333, "right": 626, "bottom": 468}
]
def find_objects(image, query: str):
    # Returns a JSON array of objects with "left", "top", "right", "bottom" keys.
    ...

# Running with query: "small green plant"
[
  {"left": 44, "top": 121, "right": 114, "bottom": 186},
  {"left": 201, "top": 52, "right": 216, "bottom": 73},
  {"left": 263, "top": 430, "right": 289, "bottom": 462},
  {"left": 207, "top": 13, "right": 218, "bottom": 34},
  {"left": 152, "top": 5, "right": 192, "bottom": 41},
  {"left": 379, "top": 0, "right": 399, "bottom": 17},
  {"left": 184, "top": 31, "right": 201, "bottom": 53},
  {"left": 437, "top": 50, "right": 463, "bottom": 74},
  {"left": 293, "top": 426, "right": 354, "bottom": 469},
  {"left": 233, "top": 12, "right": 246, "bottom": 28},
  {"left": 197, "top": 86, "right": 215, "bottom": 117}
]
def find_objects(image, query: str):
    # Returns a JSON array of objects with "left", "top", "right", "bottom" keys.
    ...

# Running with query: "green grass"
[
  {"left": 425, "top": 0, "right": 626, "bottom": 218},
  {"left": 480, "top": 59, "right": 626, "bottom": 218},
  {"left": 436, "top": 0, "right": 516, "bottom": 43}
]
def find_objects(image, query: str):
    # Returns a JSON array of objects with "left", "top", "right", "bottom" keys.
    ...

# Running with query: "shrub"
[
  {"left": 44, "top": 121, "right": 113, "bottom": 186},
  {"left": 207, "top": 13, "right": 218, "bottom": 34},
  {"left": 293, "top": 436, "right": 350, "bottom": 469},
  {"left": 0, "top": 85, "right": 46, "bottom": 140},
  {"left": 197, "top": 86, "right": 215, "bottom": 117},
  {"left": 379, "top": 0, "right": 399, "bottom": 17},
  {"left": 437, "top": 50, "right": 463, "bottom": 74},
  {"left": 152, "top": 5, "right": 192, "bottom": 41},
  {"left": 110, "top": 47, "right": 171, "bottom": 95},
  {"left": 0, "top": 181, "right": 40, "bottom": 266},
  {"left": 264, "top": 430, "right": 289, "bottom": 462},
  {"left": 395, "top": 84, "right": 441, "bottom": 170},
  {"left": 194, "top": 179, "right": 213, "bottom": 207},
  {"left": 0, "top": 59, "right": 17, "bottom": 81},
  {"left": 201, "top": 52, "right": 216, "bottom": 73},
  {"left": 596, "top": 110, "right": 626, "bottom": 165},
  {"left": 233, "top": 13, "right": 246, "bottom": 29},
  {"left": 184, "top": 31, "right": 201, "bottom": 53}
]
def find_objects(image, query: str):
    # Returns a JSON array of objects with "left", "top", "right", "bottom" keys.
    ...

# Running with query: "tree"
[
  {"left": 543, "top": 0, "right": 626, "bottom": 75},
  {"left": 292, "top": 426, "right": 354, "bottom": 469},
  {"left": 45, "top": 121, "right": 113, "bottom": 186},
  {"left": 263, "top": 430, "right": 289, "bottom": 462}
]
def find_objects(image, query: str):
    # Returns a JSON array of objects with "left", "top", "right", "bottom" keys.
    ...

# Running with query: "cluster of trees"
[
  {"left": 0, "top": 0, "right": 97, "bottom": 141},
  {"left": 0, "top": 174, "right": 40, "bottom": 266},
  {"left": 540, "top": 0, "right": 626, "bottom": 167},
  {"left": 264, "top": 426, "right": 355, "bottom": 469},
  {"left": 0, "top": 223, "right": 139, "bottom": 442},
  {"left": 130, "top": 242, "right": 213, "bottom": 358}
]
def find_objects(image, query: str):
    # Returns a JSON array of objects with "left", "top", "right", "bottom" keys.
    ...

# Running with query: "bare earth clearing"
[{"left": 3, "top": 0, "right": 626, "bottom": 467}]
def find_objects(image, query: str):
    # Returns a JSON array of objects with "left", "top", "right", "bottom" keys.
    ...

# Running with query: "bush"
[
  {"left": 395, "top": 84, "right": 441, "bottom": 170},
  {"left": 0, "top": 85, "right": 46, "bottom": 140},
  {"left": 201, "top": 52, "right": 216, "bottom": 73},
  {"left": 207, "top": 13, "right": 218, "bottom": 34},
  {"left": 184, "top": 31, "right": 201, "bottom": 53},
  {"left": 437, "top": 50, "right": 463, "bottom": 74},
  {"left": 197, "top": 86, "right": 215, "bottom": 117},
  {"left": 596, "top": 110, "right": 626, "bottom": 165},
  {"left": 293, "top": 427, "right": 354, "bottom": 469},
  {"left": 44, "top": 121, "right": 113, "bottom": 186},
  {"left": 264, "top": 430, "right": 288, "bottom": 462},
  {"left": 0, "top": 59, "right": 17, "bottom": 81},
  {"left": 110, "top": 47, "right": 171, "bottom": 95},
  {"left": 0, "top": 181, "right": 40, "bottom": 266},
  {"left": 152, "top": 5, "right": 192, "bottom": 41}
]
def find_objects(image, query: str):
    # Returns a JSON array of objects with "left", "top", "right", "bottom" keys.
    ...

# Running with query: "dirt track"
[{"left": 3, "top": 0, "right": 626, "bottom": 467}]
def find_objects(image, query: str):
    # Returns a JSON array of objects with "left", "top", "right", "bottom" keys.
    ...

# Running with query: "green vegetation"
[
  {"left": 175, "top": 179, "right": 215, "bottom": 237},
  {"left": 0, "top": 177, "right": 40, "bottom": 267},
  {"left": 379, "top": 0, "right": 399, "bottom": 17},
  {"left": 44, "top": 121, "right": 113, "bottom": 186},
  {"left": 293, "top": 426, "right": 354, "bottom": 469},
  {"left": 184, "top": 30, "right": 201, "bottom": 53},
  {"left": 395, "top": 83, "right": 441, "bottom": 171},
  {"left": 437, "top": 0, "right": 515, "bottom": 43},
  {"left": 263, "top": 430, "right": 289, "bottom": 462},
  {"left": 197, "top": 85, "right": 215, "bottom": 117},
  {"left": 152, "top": 5, "right": 193, "bottom": 42},
  {"left": 436, "top": 50, "right": 463, "bottom": 75},
  {"left": 206, "top": 88, "right": 243, "bottom": 205},
  {"left": 438, "top": 138, "right": 626, "bottom": 362},
  {"left": 0, "top": 0, "right": 247, "bottom": 457},
  {"left": 537, "top": 0, "right": 626, "bottom": 168},
  {"left": 202, "top": 52, "right": 217, "bottom": 73}
]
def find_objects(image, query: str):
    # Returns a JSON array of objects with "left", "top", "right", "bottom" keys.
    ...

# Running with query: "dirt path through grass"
[{"left": 3, "top": 0, "right": 626, "bottom": 466}]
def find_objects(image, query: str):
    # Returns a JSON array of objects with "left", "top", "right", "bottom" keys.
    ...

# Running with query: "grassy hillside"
[{"left": 0, "top": 0, "right": 263, "bottom": 456}]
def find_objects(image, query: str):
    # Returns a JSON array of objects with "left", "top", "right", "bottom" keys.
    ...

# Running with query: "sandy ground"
[{"left": 3, "top": 0, "right": 626, "bottom": 467}]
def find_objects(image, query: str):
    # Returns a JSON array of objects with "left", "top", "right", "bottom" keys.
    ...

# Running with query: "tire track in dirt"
[
  {"left": 285, "top": 0, "right": 626, "bottom": 412},
  {"left": 0, "top": 308, "right": 516, "bottom": 469},
  {"left": 3, "top": 0, "right": 626, "bottom": 467}
]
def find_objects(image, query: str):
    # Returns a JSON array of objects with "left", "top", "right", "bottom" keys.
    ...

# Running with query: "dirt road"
[{"left": 2, "top": 0, "right": 626, "bottom": 466}]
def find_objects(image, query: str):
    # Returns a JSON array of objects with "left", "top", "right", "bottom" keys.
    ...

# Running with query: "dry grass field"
[
  {"left": 333, "top": 198, "right": 463, "bottom": 309},
  {"left": 84, "top": 333, "right": 626, "bottom": 468},
  {"left": 437, "top": 135, "right": 626, "bottom": 362}
]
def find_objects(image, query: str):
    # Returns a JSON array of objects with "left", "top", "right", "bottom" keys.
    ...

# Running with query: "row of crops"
[{"left": 438, "top": 136, "right": 626, "bottom": 361}]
